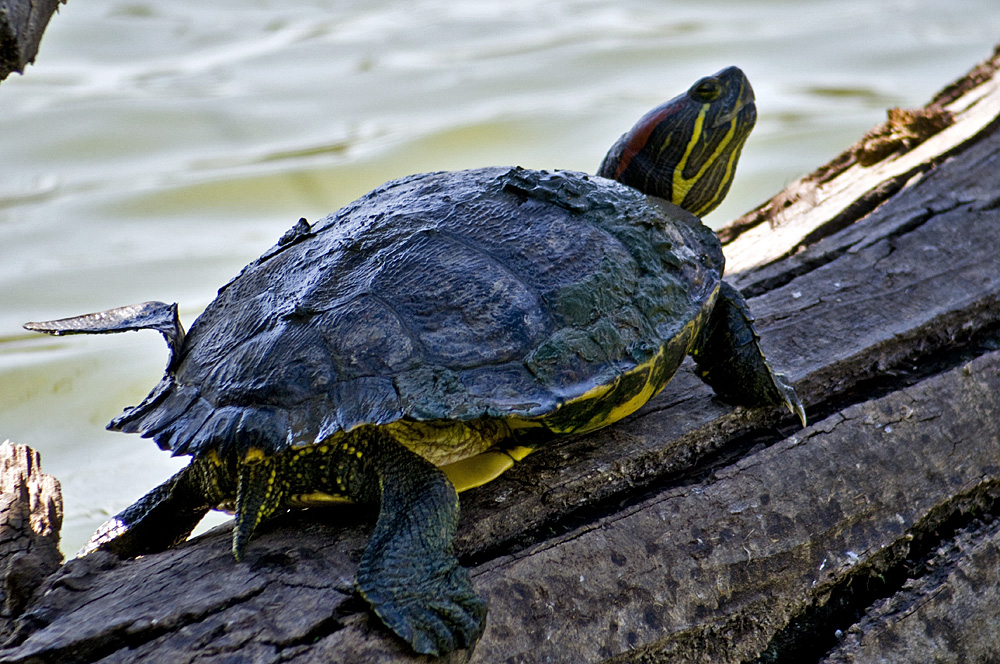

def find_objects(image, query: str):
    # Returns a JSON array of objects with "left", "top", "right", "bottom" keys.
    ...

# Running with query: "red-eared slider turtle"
[{"left": 25, "top": 66, "right": 804, "bottom": 657}]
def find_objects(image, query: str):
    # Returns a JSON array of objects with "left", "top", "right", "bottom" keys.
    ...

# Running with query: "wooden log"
[
  {"left": 0, "top": 442, "right": 63, "bottom": 636},
  {"left": 820, "top": 515, "right": 1000, "bottom": 664},
  {"left": 2, "top": 47, "right": 1000, "bottom": 664},
  {"left": 0, "top": 0, "right": 64, "bottom": 82}
]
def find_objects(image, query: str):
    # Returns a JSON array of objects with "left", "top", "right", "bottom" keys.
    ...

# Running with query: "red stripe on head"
[{"left": 612, "top": 100, "right": 685, "bottom": 181}]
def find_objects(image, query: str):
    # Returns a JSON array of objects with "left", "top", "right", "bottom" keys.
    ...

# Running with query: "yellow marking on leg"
[
  {"left": 243, "top": 447, "right": 266, "bottom": 463},
  {"left": 233, "top": 455, "right": 281, "bottom": 561},
  {"left": 441, "top": 446, "right": 536, "bottom": 493},
  {"left": 287, "top": 492, "right": 351, "bottom": 507}
]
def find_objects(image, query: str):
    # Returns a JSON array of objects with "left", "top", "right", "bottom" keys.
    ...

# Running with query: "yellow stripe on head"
[{"left": 673, "top": 107, "right": 744, "bottom": 216}]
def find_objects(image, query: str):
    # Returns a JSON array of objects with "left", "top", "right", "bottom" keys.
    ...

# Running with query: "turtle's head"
[{"left": 598, "top": 66, "right": 756, "bottom": 217}]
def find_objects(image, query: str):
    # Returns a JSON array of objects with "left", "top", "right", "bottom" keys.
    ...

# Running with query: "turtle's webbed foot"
[{"left": 359, "top": 554, "right": 487, "bottom": 656}]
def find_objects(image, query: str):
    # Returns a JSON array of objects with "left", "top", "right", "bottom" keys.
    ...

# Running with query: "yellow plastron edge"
[{"left": 440, "top": 445, "right": 535, "bottom": 493}]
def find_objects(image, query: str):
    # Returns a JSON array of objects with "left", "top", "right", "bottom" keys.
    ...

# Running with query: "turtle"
[{"left": 25, "top": 66, "right": 804, "bottom": 657}]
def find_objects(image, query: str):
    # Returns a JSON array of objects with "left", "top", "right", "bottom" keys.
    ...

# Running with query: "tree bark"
[
  {"left": 0, "top": 0, "right": 64, "bottom": 82},
  {"left": 3, "top": 46, "right": 1000, "bottom": 664}
]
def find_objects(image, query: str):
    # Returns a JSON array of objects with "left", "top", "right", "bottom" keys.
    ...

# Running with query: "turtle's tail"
[{"left": 25, "top": 301, "right": 185, "bottom": 372}]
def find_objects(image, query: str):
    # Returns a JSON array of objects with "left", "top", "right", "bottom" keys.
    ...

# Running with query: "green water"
[{"left": 2, "top": 0, "right": 998, "bottom": 555}]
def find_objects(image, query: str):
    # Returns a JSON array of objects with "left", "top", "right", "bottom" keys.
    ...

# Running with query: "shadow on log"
[{"left": 3, "top": 46, "right": 1000, "bottom": 664}]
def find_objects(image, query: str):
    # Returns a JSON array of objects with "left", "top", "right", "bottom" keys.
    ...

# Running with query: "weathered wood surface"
[
  {"left": 0, "top": 443, "right": 63, "bottom": 627},
  {"left": 0, "top": 0, "right": 63, "bottom": 82},
  {"left": 2, "top": 49, "right": 1000, "bottom": 664},
  {"left": 820, "top": 514, "right": 1000, "bottom": 664}
]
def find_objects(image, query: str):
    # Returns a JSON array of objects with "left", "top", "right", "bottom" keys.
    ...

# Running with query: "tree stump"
[
  {"left": 2, "top": 46, "right": 1000, "bottom": 664},
  {"left": 0, "top": 442, "right": 63, "bottom": 637}
]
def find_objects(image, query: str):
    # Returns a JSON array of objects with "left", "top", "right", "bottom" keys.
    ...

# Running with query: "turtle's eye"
[{"left": 690, "top": 77, "right": 721, "bottom": 103}]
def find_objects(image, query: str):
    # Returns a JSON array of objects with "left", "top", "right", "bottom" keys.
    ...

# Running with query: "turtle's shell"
[{"left": 115, "top": 166, "right": 724, "bottom": 459}]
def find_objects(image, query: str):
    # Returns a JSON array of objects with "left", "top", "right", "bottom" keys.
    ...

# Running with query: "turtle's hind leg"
[
  {"left": 79, "top": 455, "right": 226, "bottom": 558},
  {"left": 692, "top": 281, "right": 806, "bottom": 426},
  {"left": 354, "top": 427, "right": 487, "bottom": 656}
]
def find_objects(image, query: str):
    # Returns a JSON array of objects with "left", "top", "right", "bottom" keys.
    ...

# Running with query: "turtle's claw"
[
  {"left": 792, "top": 400, "right": 807, "bottom": 428},
  {"left": 773, "top": 372, "right": 807, "bottom": 428},
  {"left": 417, "top": 594, "right": 487, "bottom": 656},
  {"left": 426, "top": 576, "right": 489, "bottom": 653}
]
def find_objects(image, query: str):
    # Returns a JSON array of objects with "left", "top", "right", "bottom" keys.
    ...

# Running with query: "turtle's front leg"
[
  {"left": 353, "top": 427, "right": 487, "bottom": 656},
  {"left": 692, "top": 280, "right": 806, "bottom": 426},
  {"left": 79, "top": 455, "right": 228, "bottom": 558}
]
